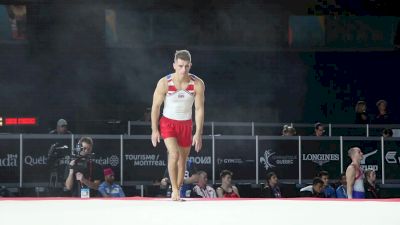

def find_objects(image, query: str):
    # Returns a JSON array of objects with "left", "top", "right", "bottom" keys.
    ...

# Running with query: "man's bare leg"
[
  {"left": 164, "top": 138, "right": 180, "bottom": 200},
  {"left": 177, "top": 147, "right": 191, "bottom": 198}
]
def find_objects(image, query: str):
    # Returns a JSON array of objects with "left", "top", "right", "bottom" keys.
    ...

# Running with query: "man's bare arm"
[
  {"left": 346, "top": 165, "right": 355, "bottom": 198},
  {"left": 151, "top": 78, "right": 167, "bottom": 147},
  {"left": 192, "top": 78, "right": 205, "bottom": 152}
]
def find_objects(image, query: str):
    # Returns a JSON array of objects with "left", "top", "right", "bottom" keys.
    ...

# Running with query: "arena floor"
[{"left": 0, "top": 197, "right": 399, "bottom": 225}]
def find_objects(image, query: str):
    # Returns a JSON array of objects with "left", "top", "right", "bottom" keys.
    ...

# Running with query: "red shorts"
[{"left": 160, "top": 116, "right": 192, "bottom": 148}]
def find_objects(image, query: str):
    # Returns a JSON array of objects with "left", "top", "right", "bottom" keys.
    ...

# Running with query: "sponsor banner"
[
  {"left": 215, "top": 140, "right": 256, "bottom": 180},
  {"left": 123, "top": 139, "right": 168, "bottom": 182},
  {"left": 22, "top": 138, "right": 121, "bottom": 184},
  {"left": 343, "top": 140, "right": 381, "bottom": 178},
  {"left": 301, "top": 140, "right": 341, "bottom": 179},
  {"left": 188, "top": 140, "right": 212, "bottom": 181},
  {"left": 23, "top": 139, "right": 68, "bottom": 183},
  {"left": 258, "top": 140, "right": 299, "bottom": 180},
  {"left": 383, "top": 141, "right": 400, "bottom": 179},
  {"left": 89, "top": 139, "right": 121, "bottom": 180},
  {"left": 0, "top": 139, "right": 19, "bottom": 182}
]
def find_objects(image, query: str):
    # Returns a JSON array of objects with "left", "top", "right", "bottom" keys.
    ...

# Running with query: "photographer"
[{"left": 64, "top": 137, "right": 103, "bottom": 197}]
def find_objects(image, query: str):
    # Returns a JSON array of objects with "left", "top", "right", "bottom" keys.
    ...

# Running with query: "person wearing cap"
[
  {"left": 49, "top": 119, "right": 72, "bottom": 134},
  {"left": 98, "top": 168, "right": 125, "bottom": 197}
]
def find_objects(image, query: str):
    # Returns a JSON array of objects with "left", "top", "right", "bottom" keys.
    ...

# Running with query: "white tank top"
[
  {"left": 162, "top": 74, "right": 196, "bottom": 121},
  {"left": 353, "top": 165, "right": 365, "bottom": 192}
]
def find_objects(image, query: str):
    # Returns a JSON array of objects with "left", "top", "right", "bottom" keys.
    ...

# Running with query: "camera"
[{"left": 69, "top": 142, "right": 94, "bottom": 173}]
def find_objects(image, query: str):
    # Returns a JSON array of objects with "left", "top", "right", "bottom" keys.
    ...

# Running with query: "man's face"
[
  {"left": 315, "top": 126, "right": 325, "bottom": 136},
  {"left": 198, "top": 173, "right": 208, "bottom": 187},
  {"left": 340, "top": 175, "right": 347, "bottom": 186},
  {"left": 269, "top": 175, "right": 278, "bottom": 186},
  {"left": 56, "top": 125, "right": 67, "bottom": 134},
  {"left": 320, "top": 175, "right": 329, "bottom": 186},
  {"left": 80, "top": 142, "right": 92, "bottom": 156},
  {"left": 173, "top": 59, "right": 191, "bottom": 76},
  {"left": 314, "top": 183, "right": 323, "bottom": 194},
  {"left": 105, "top": 174, "right": 115, "bottom": 183},
  {"left": 354, "top": 148, "right": 364, "bottom": 162}
]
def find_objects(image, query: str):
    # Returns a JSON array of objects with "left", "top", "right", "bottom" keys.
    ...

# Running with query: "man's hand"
[
  {"left": 192, "top": 133, "right": 202, "bottom": 152},
  {"left": 151, "top": 130, "right": 161, "bottom": 147}
]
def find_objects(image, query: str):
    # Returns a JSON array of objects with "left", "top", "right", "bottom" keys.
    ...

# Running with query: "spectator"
[
  {"left": 313, "top": 122, "right": 325, "bottom": 136},
  {"left": 98, "top": 168, "right": 125, "bottom": 197},
  {"left": 382, "top": 128, "right": 393, "bottom": 138},
  {"left": 49, "top": 119, "right": 72, "bottom": 134},
  {"left": 318, "top": 170, "right": 336, "bottom": 198},
  {"left": 161, "top": 159, "right": 199, "bottom": 198},
  {"left": 336, "top": 173, "right": 347, "bottom": 198},
  {"left": 299, "top": 177, "right": 325, "bottom": 198},
  {"left": 260, "top": 172, "right": 281, "bottom": 198},
  {"left": 216, "top": 170, "right": 240, "bottom": 198},
  {"left": 355, "top": 101, "right": 369, "bottom": 124},
  {"left": 192, "top": 171, "right": 217, "bottom": 198},
  {"left": 64, "top": 137, "right": 103, "bottom": 197},
  {"left": 364, "top": 169, "right": 380, "bottom": 199},
  {"left": 373, "top": 100, "right": 391, "bottom": 124},
  {"left": 282, "top": 125, "right": 296, "bottom": 136}
]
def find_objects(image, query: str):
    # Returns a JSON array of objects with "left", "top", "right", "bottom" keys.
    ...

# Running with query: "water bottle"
[{"left": 166, "top": 185, "right": 172, "bottom": 198}]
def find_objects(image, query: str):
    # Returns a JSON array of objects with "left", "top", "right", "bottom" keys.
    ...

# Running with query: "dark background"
[{"left": 0, "top": 0, "right": 399, "bottom": 134}]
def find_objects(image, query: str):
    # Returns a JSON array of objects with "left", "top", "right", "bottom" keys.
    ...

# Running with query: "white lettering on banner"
[
  {"left": 361, "top": 165, "right": 379, "bottom": 171},
  {"left": 302, "top": 154, "right": 340, "bottom": 166},
  {"left": 93, "top": 155, "right": 119, "bottom": 167},
  {"left": 125, "top": 154, "right": 166, "bottom": 167},
  {"left": 385, "top": 151, "right": 400, "bottom": 164},
  {"left": 360, "top": 150, "right": 379, "bottom": 171},
  {"left": 260, "top": 149, "right": 297, "bottom": 172},
  {"left": 24, "top": 155, "right": 47, "bottom": 166},
  {"left": 217, "top": 158, "right": 243, "bottom": 165},
  {"left": 188, "top": 156, "right": 211, "bottom": 165},
  {"left": 0, "top": 154, "right": 18, "bottom": 167}
]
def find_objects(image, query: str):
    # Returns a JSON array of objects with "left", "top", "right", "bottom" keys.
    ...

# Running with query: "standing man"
[
  {"left": 151, "top": 50, "right": 205, "bottom": 201},
  {"left": 345, "top": 147, "right": 365, "bottom": 199}
]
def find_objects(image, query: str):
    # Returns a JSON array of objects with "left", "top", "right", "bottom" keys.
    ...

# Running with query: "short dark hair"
[
  {"left": 312, "top": 177, "right": 324, "bottom": 186},
  {"left": 266, "top": 172, "right": 277, "bottom": 182},
  {"left": 220, "top": 169, "right": 233, "bottom": 179},
  {"left": 314, "top": 122, "right": 323, "bottom": 130},
  {"left": 317, "top": 170, "right": 329, "bottom": 178},
  {"left": 382, "top": 128, "right": 393, "bottom": 137}
]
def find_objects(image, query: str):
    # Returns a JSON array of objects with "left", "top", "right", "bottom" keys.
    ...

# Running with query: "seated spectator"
[
  {"left": 192, "top": 171, "right": 217, "bottom": 198},
  {"left": 260, "top": 171, "right": 281, "bottom": 198},
  {"left": 216, "top": 170, "right": 240, "bottom": 198},
  {"left": 355, "top": 101, "right": 369, "bottom": 124},
  {"left": 364, "top": 169, "right": 380, "bottom": 199},
  {"left": 282, "top": 125, "right": 296, "bottom": 136},
  {"left": 299, "top": 177, "right": 325, "bottom": 198},
  {"left": 49, "top": 119, "right": 72, "bottom": 134},
  {"left": 98, "top": 168, "right": 125, "bottom": 197},
  {"left": 382, "top": 128, "right": 393, "bottom": 138},
  {"left": 318, "top": 170, "right": 336, "bottom": 198},
  {"left": 160, "top": 159, "right": 198, "bottom": 198},
  {"left": 373, "top": 99, "right": 392, "bottom": 124},
  {"left": 336, "top": 173, "right": 347, "bottom": 198},
  {"left": 313, "top": 122, "right": 325, "bottom": 136}
]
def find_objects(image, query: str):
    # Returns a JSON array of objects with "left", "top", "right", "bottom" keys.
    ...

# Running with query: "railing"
[
  {"left": 1, "top": 134, "right": 400, "bottom": 188},
  {"left": 127, "top": 121, "right": 400, "bottom": 137}
]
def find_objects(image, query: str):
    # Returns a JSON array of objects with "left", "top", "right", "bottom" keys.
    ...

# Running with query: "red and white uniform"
[
  {"left": 162, "top": 74, "right": 196, "bottom": 120},
  {"left": 160, "top": 74, "right": 197, "bottom": 147}
]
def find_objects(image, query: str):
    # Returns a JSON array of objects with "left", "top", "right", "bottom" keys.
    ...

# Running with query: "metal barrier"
[
  {"left": 127, "top": 121, "right": 400, "bottom": 137},
  {"left": 0, "top": 134, "right": 399, "bottom": 188}
]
